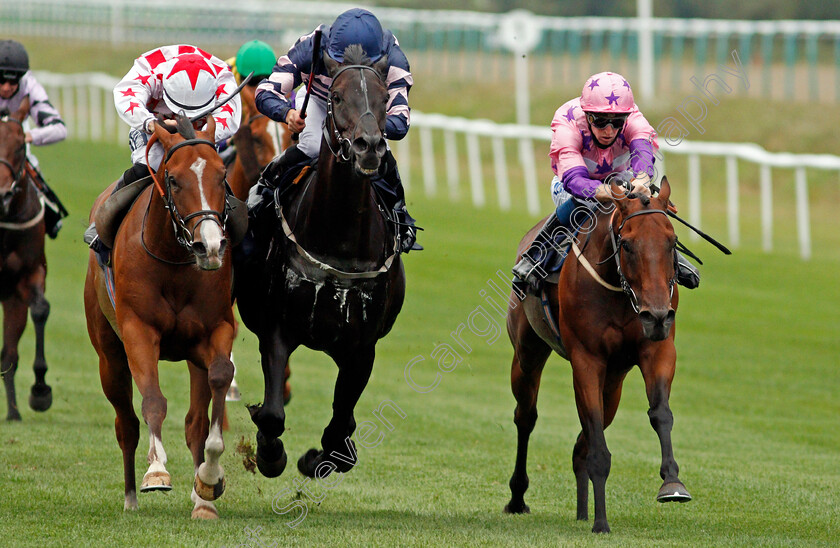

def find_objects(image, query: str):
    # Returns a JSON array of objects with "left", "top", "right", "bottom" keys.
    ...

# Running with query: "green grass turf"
[{"left": 0, "top": 140, "right": 837, "bottom": 546}]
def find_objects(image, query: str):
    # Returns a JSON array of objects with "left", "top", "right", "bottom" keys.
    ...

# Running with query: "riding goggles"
[
  {"left": 586, "top": 113, "right": 628, "bottom": 130},
  {"left": 0, "top": 72, "right": 23, "bottom": 85}
]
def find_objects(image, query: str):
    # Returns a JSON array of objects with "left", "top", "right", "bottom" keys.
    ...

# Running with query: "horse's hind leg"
[
  {"left": 297, "top": 346, "right": 375, "bottom": 478},
  {"left": 98, "top": 347, "right": 141, "bottom": 510},
  {"left": 2, "top": 297, "right": 28, "bottom": 421},
  {"left": 28, "top": 287, "right": 52, "bottom": 412},
  {"left": 504, "top": 319, "right": 551, "bottom": 515},
  {"left": 639, "top": 343, "right": 691, "bottom": 503}
]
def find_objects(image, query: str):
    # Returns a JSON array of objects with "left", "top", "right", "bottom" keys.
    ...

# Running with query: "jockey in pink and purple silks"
[{"left": 513, "top": 72, "right": 699, "bottom": 291}]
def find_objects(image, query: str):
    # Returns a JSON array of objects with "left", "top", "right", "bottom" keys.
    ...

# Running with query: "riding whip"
[
  {"left": 650, "top": 182, "right": 732, "bottom": 255},
  {"left": 292, "top": 28, "right": 323, "bottom": 140}
]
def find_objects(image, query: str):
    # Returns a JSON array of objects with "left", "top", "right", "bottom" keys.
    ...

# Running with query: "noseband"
[
  {"left": 606, "top": 208, "right": 679, "bottom": 314},
  {"left": 323, "top": 64, "right": 384, "bottom": 162},
  {"left": 146, "top": 138, "right": 227, "bottom": 260}
]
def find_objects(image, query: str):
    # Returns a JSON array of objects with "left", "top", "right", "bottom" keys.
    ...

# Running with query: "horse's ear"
[
  {"left": 324, "top": 54, "right": 340, "bottom": 77},
  {"left": 657, "top": 176, "right": 672, "bottom": 205},
  {"left": 153, "top": 120, "right": 176, "bottom": 148},
  {"left": 202, "top": 114, "right": 216, "bottom": 141},
  {"left": 609, "top": 180, "right": 631, "bottom": 213},
  {"left": 11, "top": 97, "right": 30, "bottom": 122},
  {"left": 373, "top": 54, "right": 389, "bottom": 82}
]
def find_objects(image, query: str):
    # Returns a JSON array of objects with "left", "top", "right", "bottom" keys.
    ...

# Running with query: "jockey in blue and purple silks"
[
  {"left": 512, "top": 71, "right": 699, "bottom": 290},
  {"left": 252, "top": 7, "right": 420, "bottom": 253}
]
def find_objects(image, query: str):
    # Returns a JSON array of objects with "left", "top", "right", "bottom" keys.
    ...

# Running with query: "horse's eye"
[
  {"left": 332, "top": 94, "right": 341, "bottom": 105},
  {"left": 620, "top": 240, "right": 632, "bottom": 253}
]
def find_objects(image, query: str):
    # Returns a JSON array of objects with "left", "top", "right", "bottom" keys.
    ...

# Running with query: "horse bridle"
[
  {"left": 0, "top": 115, "right": 27, "bottom": 196},
  {"left": 606, "top": 208, "right": 679, "bottom": 314},
  {"left": 323, "top": 64, "right": 385, "bottom": 162},
  {"left": 153, "top": 138, "right": 227, "bottom": 255}
]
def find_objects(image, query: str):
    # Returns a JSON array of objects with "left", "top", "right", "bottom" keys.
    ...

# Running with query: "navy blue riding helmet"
[{"left": 326, "top": 8, "right": 384, "bottom": 62}]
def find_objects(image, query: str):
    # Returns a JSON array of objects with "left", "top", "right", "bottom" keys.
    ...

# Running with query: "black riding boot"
[
  {"left": 240, "top": 146, "right": 311, "bottom": 261},
  {"left": 376, "top": 149, "right": 422, "bottom": 254},
  {"left": 676, "top": 252, "right": 700, "bottom": 289},
  {"left": 27, "top": 163, "right": 68, "bottom": 239},
  {"left": 511, "top": 214, "right": 569, "bottom": 292}
]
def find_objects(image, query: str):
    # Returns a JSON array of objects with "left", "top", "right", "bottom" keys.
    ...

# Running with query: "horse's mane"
[{"left": 341, "top": 44, "right": 372, "bottom": 67}]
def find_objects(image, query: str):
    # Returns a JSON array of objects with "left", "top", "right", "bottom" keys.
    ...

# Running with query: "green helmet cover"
[{"left": 236, "top": 40, "right": 277, "bottom": 79}]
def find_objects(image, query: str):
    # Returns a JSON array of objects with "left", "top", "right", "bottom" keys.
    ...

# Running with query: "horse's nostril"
[
  {"left": 352, "top": 137, "right": 369, "bottom": 154},
  {"left": 218, "top": 239, "right": 227, "bottom": 257},
  {"left": 192, "top": 241, "right": 207, "bottom": 257}
]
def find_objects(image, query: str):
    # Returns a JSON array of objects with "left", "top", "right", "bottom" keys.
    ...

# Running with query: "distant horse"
[
  {"left": 504, "top": 179, "right": 691, "bottom": 533},
  {"left": 0, "top": 99, "right": 52, "bottom": 421},
  {"left": 226, "top": 85, "right": 291, "bottom": 404},
  {"left": 234, "top": 45, "right": 405, "bottom": 478},
  {"left": 84, "top": 115, "right": 235, "bottom": 519}
]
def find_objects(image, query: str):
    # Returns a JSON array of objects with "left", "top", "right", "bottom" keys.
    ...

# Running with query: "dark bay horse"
[
  {"left": 234, "top": 45, "right": 405, "bottom": 479},
  {"left": 0, "top": 99, "right": 52, "bottom": 421},
  {"left": 84, "top": 115, "right": 235, "bottom": 519},
  {"left": 504, "top": 179, "right": 691, "bottom": 533}
]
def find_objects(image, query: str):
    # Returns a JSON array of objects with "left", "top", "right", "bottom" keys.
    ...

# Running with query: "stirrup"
[{"left": 512, "top": 255, "right": 543, "bottom": 290}]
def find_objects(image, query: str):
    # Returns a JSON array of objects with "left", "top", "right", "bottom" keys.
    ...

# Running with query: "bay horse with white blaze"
[
  {"left": 504, "top": 180, "right": 691, "bottom": 533},
  {"left": 84, "top": 115, "right": 235, "bottom": 519},
  {"left": 234, "top": 45, "right": 405, "bottom": 479},
  {"left": 0, "top": 99, "right": 52, "bottom": 420}
]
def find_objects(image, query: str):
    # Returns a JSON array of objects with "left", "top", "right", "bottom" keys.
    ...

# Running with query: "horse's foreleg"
[
  {"left": 297, "top": 346, "right": 375, "bottom": 478},
  {"left": 573, "top": 371, "right": 628, "bottom": 521},
  {"left": 121, "top": 321, "right": 170, "bottom": 492},
  {"left": 571, "top": 353, "right": 612, "bottom": 533},
  {"left": 504, "top": 338, "right": 550, "bottom": 515},
  {"left": 640, "top": 342, "right": 691, "bottom": 503},
  {"left": 250, "top": 325, "right": 292, "bottom": 478},
  {"left": 2, "top": 298, "right": 28, "bottom": 421},
  {"left": 193, "top": 327, "right": 234, "bottom": 506},
  {"left": 28, "top": 282, "right": 52, "bottom": 412},
  {"left": 184, "top": 361, "right": 220, "bottom": 519}
]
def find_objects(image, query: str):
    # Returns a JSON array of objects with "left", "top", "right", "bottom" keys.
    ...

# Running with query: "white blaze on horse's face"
[{"left": 189, "top": 157, "right": 225, "bottom": 269}]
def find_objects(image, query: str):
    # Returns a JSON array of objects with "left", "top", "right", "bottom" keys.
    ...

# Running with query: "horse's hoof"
[
  {"left": 29, "top": 384, "right": 52, "bottom": 412},
  {"left": 6, "top": 409, "right": 21, "bottom": 421},
  {"left": 191, "top": 505, "right": 219, "bottom": 520},
  {"left": 503, "top": 501, "right": 530, "bottom": 514},
  {"left": 592, "top": 520, "right": 611, "bottom": 534},
  {"left": 194, "top": 475, "right": 226, "bottom": 502},
  {"left": 657, "top": 481, "right": 692, "bottom": 503},
  {"left": 297, "top": 448, "right": 322, "bottom": 478},
  {"left": 140, "top": 470, "right": 172, "bottom": 492},
  {"left": 256, "top": 436, "right": 287, "bottom": 478}
]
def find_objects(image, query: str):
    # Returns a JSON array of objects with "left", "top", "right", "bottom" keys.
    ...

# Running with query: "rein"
[
  {"left": 322, "top": 64, "right": 384, "bottom": 162},
  {"left": 143, "top": 132, "right": 227, "bottom": 261}
]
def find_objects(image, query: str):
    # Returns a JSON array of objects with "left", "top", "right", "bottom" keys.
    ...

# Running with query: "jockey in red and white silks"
[{"left": 113, "top": 44, "right": 241, "bottom": 171}]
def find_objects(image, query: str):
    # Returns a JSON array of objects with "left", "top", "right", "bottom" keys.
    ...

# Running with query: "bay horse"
[
  {"left": 84, "top": 115, "right": 235, "bottom": 519},
  {"left": 504, "top": 179, "right": 691, "bottom": 533},
  {"left": 0, "top": 99, "right": 52, "bottom": 421},
  {"left": 234, "top": 45, "right": 405, "bottom": 479}
]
